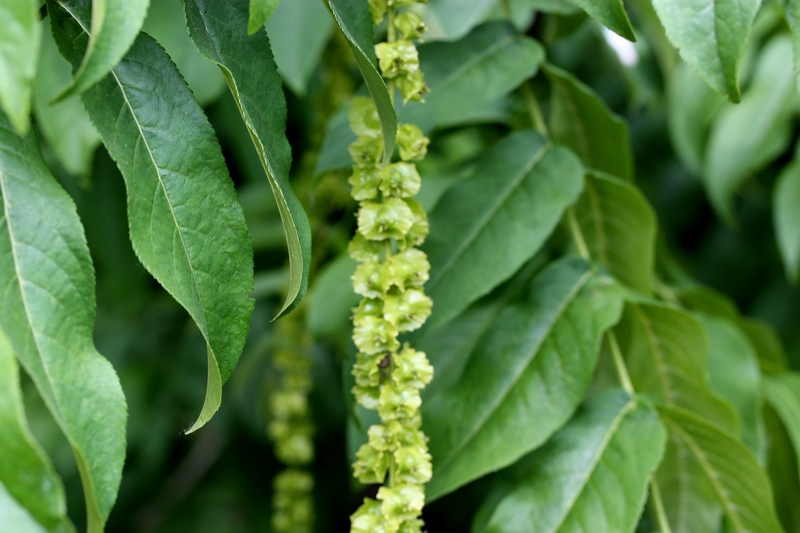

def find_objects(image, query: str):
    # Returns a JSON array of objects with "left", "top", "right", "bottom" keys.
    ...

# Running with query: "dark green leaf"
[
  {"left": 185, "top": 0, "right": 312, "bottom": 318},
  {"left": 424, "top": 131, "right": 584, "bottom": 328},
  {"left": 764, "top": 374, "right": 800, "bottom": 483},
  {"left": 704, "top": 36, "right": 796, "bottom": 222},
  {"left": 326, "top": 0, "right": 396, "bottom": 163},
  {"left": 764, "top": 402, "right": 800, "bottom": 532},
  {"left": 0, "top": 328, "right": 71, "bottom": 533},
  {"left": 55, "top": 0, "right": 148, "bottom": 100},
  {"left": 652, "top": 0, "right": 759, "bottom": 101},
  {"left": 0, "top": 111, "right": 126, "bottom": 531},
  {"left": 546, "top": 66, "right": 633, "bottom": 181},
  {"left": 479, "top": 391, "right": 666, "bottom": 533},
  {"left": 574, "top": 172, "right": 656, "bottom": 293},
  {"left": 423, "top": 258, "right": 624, "bottom": 500},
  {"left": 0, "top": 0, "right": 39, "bottom": 133},
  {"left": 247, "top": 0, "right": 280, "bottom": 33},
  {"left": 49, "top": 2, "right": 254, "bottom": 433},
  {"left": 306, "top": 253, "right": 359, "bottom": 337},
  {"left": 774, "top": 157, "right": 800, "bottom": 282},
  {"left": 571, "top": 0, "right": 635, "bottom": 40},
  {"left": 786, "top": 0, "right": 800, "bottom": 94}
]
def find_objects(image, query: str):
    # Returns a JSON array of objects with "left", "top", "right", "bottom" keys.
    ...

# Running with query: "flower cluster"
[{"left": 347, "top": 3, "right": 433, "bottom": 530}]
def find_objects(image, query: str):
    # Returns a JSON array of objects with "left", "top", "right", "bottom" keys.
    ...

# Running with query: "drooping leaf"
[
  {"left": 574, "top": 172, "right": 656, "bottom": 293},
  {"left": 0, "top": 328, "right": 72, "bottom": 533},
  {"left": 247, "top": 0, "right": 280, "bottom": 33},
  {"left": 0, "top": 110, "right": 126, "bottom": 532},
  {"left": 424, "top": 131, "right": 584, "bottom": 328},
  {"left": 478, "top": 391, "right": 666, "bottom": 533},
  {"left": 570, "top": 0, "right": 635, "bottom": 41},
  {"left": 704, "top": 36, "right": 796, "bottom": 222},
  {"left": 422, "top": 258, "right": 624, "bottom": 500},
  {"left": 48, "top": 1, "right": 254, "bottom": 433},
  {"left": 265, "top": 0, "right": 333, "bottom": 96},
  {"left": 764, "top": 373, "right": 800, "bottom": 482},
  {"left": 325, "top": 0, "right": 396, "bottom": 163},
  {"left": 0, "top": 0, "right": 39, "bottom": 133},
  {"left": 651, "top": 0, "right": 759, "bottom": 101},
  {"left": 657, "top": 406, "right": 785, "bottom": 533},
  {"left": 185, "top": 0, "right": 311, "bottom": 318},
  {"left": 774, "top": 157, "right": 800, "bottom": 283},
  {"left": 546, "top": 66, "right": 633, "bottom": 181},
  {"left": 54, "top": 0, "right": 149, "bottom": 100},
  {"left": 615, "top": 301, "right": 739, "bottom": 433}
]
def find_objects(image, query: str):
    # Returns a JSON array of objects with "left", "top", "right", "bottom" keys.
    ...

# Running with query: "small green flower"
[
  {"left": 357, "top": 198, "right": 414, "bottom": 241},
  {"left": 368, "top": 0, "right": 388, "bottom": 25},
  {"left": 380, "top": 162, "right": 421, "bottom": 198},
  {"left": 353, "top": 314, "right": 400, "bottom": 354},
  {"left": 394, "top": 12, "right": 426, "bottom": 41},
  {"left": 351, "top": 498, "right": 390, "bottom": 533},
  {"left": 383, "top": 289, "right": 432, "bottom": 332},
  {"left": 395, "top": 70, "right": 427, "bottom": 103},
  {"left": 352, "top": 350, "right": 385, "bottom": 389},
  {"left": 400, "top": 198, "right": 429, "bottom": 248},
  {"left": 396, "top": 124, "right": 429, "bottom": 161},
  {"left": 387, "top": 248, "right": 430, "bottom": 290},
  {"left": 349, "top": 96, "right": 382, "bottom": 138},
  {"left": 349, "top": 166, "right": 383, "bottom": 201},
  {"left": 376, "top": 40, "right": 419, "bottom": 79},
  {"left": 353, "top": 260, "right": 393, "bottom": 298},
  {"left": 349, "top": 135, "right": 383, "bottom": 168},
  {"left": 392, "top": 345, "right": 433, "bottom": 390},
  {"left": 354, "top": 438, "right": 391, "bottom": 484},
  {"left": 349, "top": 233, "right": 384, "bottom": 263},
  {"left": 377, "top": 484, "right": 425, "bottom": 532},
  {"left": 378, "top": 381, "right": 422, "bottom": 421}
]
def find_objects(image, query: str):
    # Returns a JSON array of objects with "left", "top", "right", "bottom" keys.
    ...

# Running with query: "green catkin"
[
  {"left": 349, "top": 2, "right": 433, "bottom": 532},
  {"left": 268, "top": 310, "right": 315, "bottom": 533}
]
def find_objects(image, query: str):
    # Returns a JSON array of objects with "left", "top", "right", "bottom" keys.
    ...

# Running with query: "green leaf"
[
  {"left": 546, "top": 66, "right": 633, "bottom": 181},
  {"left": 764, "top": 402, "right": 800, "bottom": 532},
  {"left": 657, "top": 406, "right": 785, "bottom": 533},
  {"left": 0, "top": 328, "right": 72, "bottom": 533},
  {"left": 774, "top": 157, "right": 800, "bottom": 283},
  {"left": 326, "top": 0, "right": 396, "bottom": 164},
  {"left": 786, "top": 0, "right": 800, "bottom": 95},
  {"left": 615, "top": 301, "right": 739, "bottom": 433},
  {"left": 55, "top": 0, "right": 149, "bottom": 100},
  {"left": 0, "top": 0, "right": 39, "bottom": 133},
  {"left": 651, "top": 0, "right": 759, "bottom": 101},
  {"left": 185, "top": 0, "right": 312, "bottom": 318},
  {"left": 764, "top": 374, "right": 800, "bottom": 483},
  {"left": 704, "top": 36, "right": 796, "bottom": 222},
  {"left": 424, "top": 131, "right": 584, "bottom": 328},
  {"left": 306, "top": 253, "right": 359, "bottom": 337},
  {"left": 48, "top": 2, "right": 254, "bottom": 433},
  {"left": 0, "top": 111, "right": 126, "bottom": 532},
  {"left": 574, "top": 172, "right": 656, "bottom": 293},
  {"left": 422, "top": 258, "right": 624, "bottom": 500},
  {"left": 479, "top": 391, "right": 666, "bottom": 533},
  {"left": 698, "top": 314, "right": 765, "bottom": 457},
  {"left": 247, "top": 0, "right": 280, "bottom": 33},
  {"left": 265, "top": 0, "right": 333, "bottom": 96},
  {"left": 570, "top": 0, "right": 635, "bottom": 41},
  {"left": 417, "top": 0, "right": 496, "bottom": 40},
  {"left": 33, "top": 25, "right": 100, "bottom": 179}
]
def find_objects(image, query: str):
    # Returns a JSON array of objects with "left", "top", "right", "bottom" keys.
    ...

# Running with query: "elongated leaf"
[
  {"left": 265, "top": 0, "right": 333, "bottom": 95},
  {"left": 49, "top": 1, "right": 254, "bottom": 432},
  {"left": 774, "top": 158, "right": 800, "bottom": 282},
  {"left": 574, "top": 172, "right": 656, "bottom": 293},
  {"left": 0, "top": 111, "right": 126, "bottom": 532},
  {"left": 424, "top": 131, "right": 584, "bottom": 328},
  {"left": 422, "top": 258, "right": 624, "bottom": 500},
  {"left": 0, "top": 328, "right": 71, "bottom": 533},
  {"left": 615, "top": 301, "right": 739, "bottom": 433},
  {"left": 571, "top": 0, "right": 635, "bottom": 40},
  {"left": 704, "top": 36, "right": 796, "bottom": 222},
  {"left": 480, "top": 391, "right": 666, "bottom": 533},
  {"left": 546, "top": 66, "right": 633, "bottom": 181},
  {"left": 0, "top": 0, "right": 39, "bottom": 133},
  {"left": 764, "top": 373, "right": 800, "bottom": 482},
  {"left": 652, "top": 0, "right": 759, "bottom": 101},
  {"left": 786, "top": 0, "right": 800, "bottom": 94},
  {"left": 326, "top": 0, "right": 396, "bottom": 163},
  {"left": 657, "top": 406, "right": 785, "bottom": 533},
  {"left": 55, "top": 0, "right": 148, "bottom": 100},
  {"left": 185, "top": 0, "right": 311, "bottom": 317},
  {"left": 248, "top": 0, "right": 279, "bottom": 33},
  {"left": 764, "top": 402, "right": 800, "bottom": 532}
]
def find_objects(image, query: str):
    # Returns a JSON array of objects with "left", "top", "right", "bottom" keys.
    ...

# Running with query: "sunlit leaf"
[
  {"left": 0, "top": 0, "right": 39, "bottom": 133},
  {"left": 247, "top": 0, "right": 279, "bottom": 34}
]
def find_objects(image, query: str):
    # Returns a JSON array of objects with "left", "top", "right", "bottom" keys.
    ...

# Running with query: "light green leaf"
[
  {"left": 570, "top": 0, "right": 635, "bottom": 41},
  {"left": 704, "top": 36, "right": 796, "bottom": 222},
  {"left": 651, "top": 0, "right": 759, "bottom": 101},
  {"left": 326, "top": 0, "right": 396, "bottom": 164},
  {"left": 55, "top": 0, "right": 149, "bottom": 100},
  {"left": 774, "top": 157, "right": 800, "bottom": 283},
  {"left": 48, "top": 1, "right": 254, "bottom": 433},
  {"left": 0, "top": 482, "right": 47, "bottom": 533},
  {"left": 698, "top": 314, "right": 765, "bottom": 457},
  {"left": 185, "top": 0, "right": 312, "bottom": 318},
  {"left": 33, "top": 24, "right": 100, "bottom": 179},
  {"left": 479, "top": 391, "right": 666, "bottom": 533},
  {"left": 515, "top": 0, "right": 579, "bottom": 15},
  {"left": 422, "top": 258, "right": 624, "bottom": 500},
  {"left": 265, "top": 0, "right": 333, "bottom": 96},
  {"left": 615, "top": 302, "right": 739, "bottom": 433},
  {"left": 0, "top": 111, "right": 126, "bottom": 532},
  {"left": 248, "top": 0, "right": 279, "bottom": 33},
  {"left": 764, "top": 373, "right": 800, "bottom": 483},
  {"left": 0, "top": 0, "right": 39, "bottom": 133},
  {"left": 424, "top": 131, "right": 584, "bottom": 328},
  {"left": 658, "top": 406, "right": 785, "bottom": 533},
  {"left": 418, "top": 0, "right": 496, "bottom": 40},
  {"left": 0, "top": 328, "right": 72, "bottom": 533},
  {"left": 546, "top": 66, "right": 633, "bottom": 181},
  {"left": 786, "top": 0, "right": 800, "bottom": 94},
  {"left": 574, "top": 172, "right": 656, "bottom": 293}
]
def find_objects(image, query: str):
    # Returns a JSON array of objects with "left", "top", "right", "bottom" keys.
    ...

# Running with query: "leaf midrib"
[{"left": 427, "top": 32, "right": 519, "bottom": 95}]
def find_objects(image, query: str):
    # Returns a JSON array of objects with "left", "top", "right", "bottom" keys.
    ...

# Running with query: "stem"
[
  {"left": 650, "top": 479, "right": 673, "bottom": 533},
  {"left": 523, "top": 84, "right": 549, "bottom": 136},
  {"left": 499, "top": 0, "right": 513, "bottom": 18},
  {"left": 567, "top": 208, "right": 590, "bottom": 260},
  {"left": 607, "top": 331, "right": 635, "bottom": 396}
]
